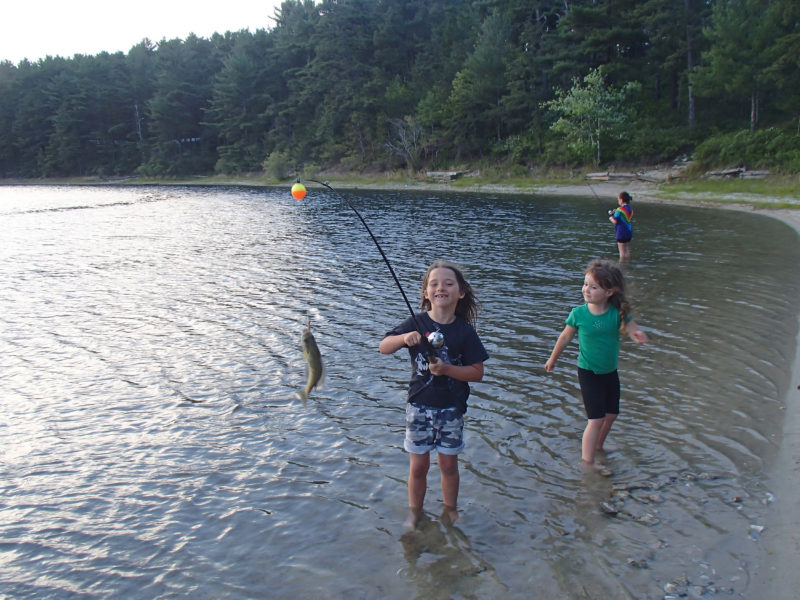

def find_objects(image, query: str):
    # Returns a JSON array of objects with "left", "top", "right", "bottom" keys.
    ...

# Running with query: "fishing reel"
[
  {"left": 426, "top": 331, "right": 445, "bottom": 349},
  {"left": 607, "top": 209, "right": 615, "bottom": 216}
]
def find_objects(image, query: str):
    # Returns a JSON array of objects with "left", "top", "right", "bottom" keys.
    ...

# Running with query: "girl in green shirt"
[{"left": 545, "top": 259, "right": 648, "bottom": 472}]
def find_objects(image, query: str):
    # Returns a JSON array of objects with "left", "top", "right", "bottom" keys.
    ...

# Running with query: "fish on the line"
[{"left": 300, "top": 318, "right": 323, "bottom": 400}]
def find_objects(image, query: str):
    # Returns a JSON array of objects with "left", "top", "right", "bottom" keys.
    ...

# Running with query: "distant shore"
[
  {"left": 3, "top": 169, "right": 798, "bottom": 237},
  {"left": 4, "top": 170, "right": 800, "bottom": 243},
  {"left": 3, "top": 171, "right": 798, "bottom": 206}
]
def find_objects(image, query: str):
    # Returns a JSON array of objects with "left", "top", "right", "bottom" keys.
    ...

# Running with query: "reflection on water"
[
  {"left": 0, "top": 184, "right": 798, "bottom": 599},
  {"left": 399, "top": 515, "right": 507, "bottom": 599}
]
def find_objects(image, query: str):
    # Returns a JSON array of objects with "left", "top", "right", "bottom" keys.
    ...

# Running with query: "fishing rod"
[
  {"left": 586, "top": 181, "right": 601, "bottom": 201},
  {"left": 587, "top": 180, "right": 616, "bottom": 217},
  {"left": 291, "top": 179, "right": 443, "bottom": 353}
]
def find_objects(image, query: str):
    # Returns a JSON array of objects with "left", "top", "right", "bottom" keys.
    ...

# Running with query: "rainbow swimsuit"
[{"left": 613, "top": 204, "right": 633, "bottom": 242}]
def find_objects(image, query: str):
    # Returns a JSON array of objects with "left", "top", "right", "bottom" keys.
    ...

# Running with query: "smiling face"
[
  {"left": 419, "top": 260, "right": 478, "bottom": 325},
  {"left": 582, "top": 272, "right": 614, "bottom": 307},
  {"left": 424, "top": 266, "right": 465, "bottom": 312}
]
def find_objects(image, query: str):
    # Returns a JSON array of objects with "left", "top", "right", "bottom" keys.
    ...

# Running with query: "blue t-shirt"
[{"left": 385, "top": 312, "right": 489, "bottom": 413}]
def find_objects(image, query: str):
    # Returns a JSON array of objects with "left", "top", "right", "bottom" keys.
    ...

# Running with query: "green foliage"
[
  {"left": 498, "top": 132, "right": 542, "bottom": 165},
  {"left": 692, "top": 0, "right": 800, "bottom": 132},
  {"left": 621, "top": 126, "right": 699, "bottom": 164},
  {"left": 693, "top": 127, "right": 800, "bottom": 173},
  {"left": 543, "top": 68, "right": 641, "bottom": 166},
  {"left": 298, "top": 162, "right": 322, "bottom": 178},
  {"left": 0, "top": 0, "right": 798, "bottom": 178},
  {"left": 539, "top": 135, "right": 584, "bottom": 168},
  {"left": 206, "top": 30, "right": 277, "bottom": 174},
  {"left": 262, "top": 150, "right": 293, "bottom": 180},
  {"left": 447, "top": 12, "right": 514, "bottom": 153}
]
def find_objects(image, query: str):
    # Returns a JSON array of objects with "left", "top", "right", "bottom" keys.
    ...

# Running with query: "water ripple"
[{"left": 0, "top": 185, "right": 798, "bottom": 599}]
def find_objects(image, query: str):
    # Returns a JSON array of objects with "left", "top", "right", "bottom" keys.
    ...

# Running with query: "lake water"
[{"left": 1, "top": 184, "right": 798, "bottom": 599}]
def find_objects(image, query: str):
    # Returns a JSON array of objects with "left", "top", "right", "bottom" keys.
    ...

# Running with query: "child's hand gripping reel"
[
  {"left": 424, "top": 330, "right": 445, "bottom": 365},
  {"left": 426, "top": 331, "right": 444, "bottom": 350}
]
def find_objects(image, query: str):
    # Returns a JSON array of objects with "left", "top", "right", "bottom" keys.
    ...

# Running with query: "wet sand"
[{"left": 750, "top": 323, "right": 800, "bottom": 595}]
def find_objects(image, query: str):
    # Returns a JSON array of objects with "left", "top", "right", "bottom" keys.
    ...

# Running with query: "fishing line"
[
  {"left": 295, "top": 179, "right": 441, "bottom": 353},
  {"left": 588, "top": 181, "right": 616, "bottom": 217},
  {"left": 587, "top": 181, "right": 601, "bottom": 202}
]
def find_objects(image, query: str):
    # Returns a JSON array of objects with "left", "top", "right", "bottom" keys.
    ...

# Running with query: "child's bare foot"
[
  {"left": 582, "top": 460, "right": 613, "bottom": 477},
  {"left": 403, "top": 507, "right": 423, "bottom": 532},
  {"left": 440, "top": 504, "right": 459, "bottom": 526}
]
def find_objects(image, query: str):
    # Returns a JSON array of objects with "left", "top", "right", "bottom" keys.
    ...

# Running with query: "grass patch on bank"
[
  {"left": 461, "top": 166, "right": 581, "bottom": 187},
  {"left": 659, "top": 175, "right": 799, "bottom": 199}
]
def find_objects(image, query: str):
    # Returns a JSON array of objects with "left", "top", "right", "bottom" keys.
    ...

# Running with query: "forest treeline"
[{"left": 1, "top": 0, "right": 799, "bottom": 179}]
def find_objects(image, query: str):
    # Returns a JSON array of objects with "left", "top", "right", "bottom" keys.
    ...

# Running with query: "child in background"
[
  {"left": 609, "top": 191, "right": 634, "bottom": 260},
  {"left": 545, "top": 259, "right": 647, "bottom": 472},
  {"left": 380, "top": 260, "right": 489, "bottom": 528}
]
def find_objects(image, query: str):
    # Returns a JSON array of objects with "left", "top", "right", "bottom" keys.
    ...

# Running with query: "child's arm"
[
  {"left": 545, "top": 325, "right": 576, "bottom": 372},
  {"left": 379, "top": 331, "right": 422, "bottom": 354},
  {"left": 429, "top": 359, "right": 483, "bottom": 382},
  {"left": 624, "top": 320, "right": 648, "bottom": 344}
]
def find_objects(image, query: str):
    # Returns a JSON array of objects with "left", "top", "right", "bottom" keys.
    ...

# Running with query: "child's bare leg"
[
  {"left": 438, "top": 453, "right": 459, "bottom": 523},
  {"left": 595, "top": 413, "right": 618, "bottom": 452},
  {"left": 408, "top": 452, "right": 430, "bottom": 509},
  {"left": 582, "top": 418, "right": 604, "bottom": 466},
  {"left": 405, "top": 453, "right": 430, "bottom": 530}
]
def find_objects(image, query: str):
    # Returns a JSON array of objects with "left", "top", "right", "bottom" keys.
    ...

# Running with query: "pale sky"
[{"left": 1, "top": 1, "right": 285, "bottom": 64}]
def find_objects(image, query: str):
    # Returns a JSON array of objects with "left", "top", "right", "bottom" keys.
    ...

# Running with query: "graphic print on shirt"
[
  {"left": 414, "top": 352, "right": 429, "bottom": 377},
  {"left": 617, "top": 205, "right": 633, "bottom": 223}
]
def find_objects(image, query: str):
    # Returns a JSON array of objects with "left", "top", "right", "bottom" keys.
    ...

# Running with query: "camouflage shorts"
[{"left": 404, "top": 404, "right": 464, "bottom": 455}]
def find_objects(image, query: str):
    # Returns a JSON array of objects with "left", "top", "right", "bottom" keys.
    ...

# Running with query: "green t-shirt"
[{"left": 565, "top": 304, "right": 628, "bottom": 374}]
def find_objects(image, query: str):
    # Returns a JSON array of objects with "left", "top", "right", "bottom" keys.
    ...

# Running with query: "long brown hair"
[
  {"left": 419, "top": 260, "right": 480, "bottom": 326},
  {"left": 585, "top": 258, "right": 631, "bottom": 327}
]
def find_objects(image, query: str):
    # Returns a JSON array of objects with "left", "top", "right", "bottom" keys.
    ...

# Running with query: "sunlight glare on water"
[{"left": 0, "top": 184, "right": 798, "bottom": 599}]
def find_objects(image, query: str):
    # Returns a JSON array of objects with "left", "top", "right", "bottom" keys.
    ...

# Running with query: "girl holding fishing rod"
[
  {"left": 586, "top": 184, "right": 635, "bottom": 261},
  {"left": 293, "top": 183, "right": 488, "bottom": 528},
  {"left": 380, "top": 260, "right": 489, "bottom": 529},
  {"left": 609, "top": 191, "right": 634, "bottom": 261}
]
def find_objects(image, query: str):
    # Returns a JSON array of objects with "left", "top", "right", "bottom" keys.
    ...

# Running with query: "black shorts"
[
  {"left": 616, "top": 237, "right": 632, "bottom": 244},
  {"left": 577, "top": 367, "right": 620, "bottom": 419}
]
